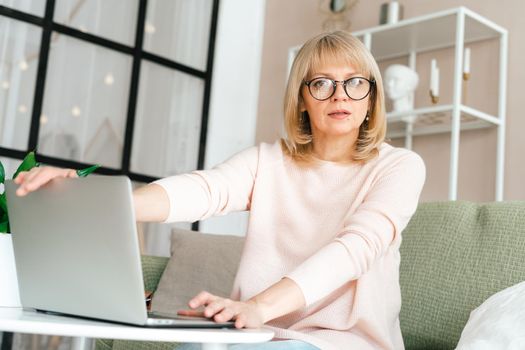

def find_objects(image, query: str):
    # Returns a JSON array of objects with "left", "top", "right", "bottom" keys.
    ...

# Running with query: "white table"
[{"left": 0, "top": 308, "right": 274, "bottom": 350}]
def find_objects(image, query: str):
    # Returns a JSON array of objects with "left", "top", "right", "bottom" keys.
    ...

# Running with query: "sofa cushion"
[
  {"left": 151, "top": 228, "right": 245, "bottom": 315},
  {"left": 399, "top": 201, "right": 525, "bottom": 349}
]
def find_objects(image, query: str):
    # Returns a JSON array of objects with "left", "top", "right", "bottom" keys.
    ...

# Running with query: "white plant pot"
[{"left": 0, "top": 234, "right": 22, "bottom": 307}]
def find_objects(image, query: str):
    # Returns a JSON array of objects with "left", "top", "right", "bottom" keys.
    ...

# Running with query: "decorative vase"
[{"left": 0, "top": 234, "right": 21, "bottom": 307}]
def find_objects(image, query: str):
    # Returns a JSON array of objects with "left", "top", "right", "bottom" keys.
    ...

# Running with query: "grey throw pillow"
[{"left": 151, "top": 228, "right": 245, "bottom": 315}]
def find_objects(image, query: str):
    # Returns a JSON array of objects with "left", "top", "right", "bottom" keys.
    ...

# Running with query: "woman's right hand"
[{"left": 14, "top": 166, "right": 78, "bottom": 197}]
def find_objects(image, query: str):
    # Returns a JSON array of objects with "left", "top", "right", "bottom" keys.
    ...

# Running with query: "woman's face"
[{"left": 300, "top": 61, "right": 371, "bottom": 144}]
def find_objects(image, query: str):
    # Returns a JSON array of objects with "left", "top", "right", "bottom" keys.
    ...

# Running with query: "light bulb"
[
  {"left": 1, "top": 81, "right": 9, "bottom": 90},
  {"left": 72, "top": 106, "right": 81, "bottom": 117},
  {"left": 145, "top": 22, "right": 156, "bottom": 34},
  {"left": 104, "top": 73, "right": 114, "bottom": 85},
  {"left": 18, "top": 105, "right": 28, "bottom": 113},
  {"left": 19, "top": 60, "right": 29, "bottom": 71},
  {"left": 40, "top": 114, "right": 48, "bottom": 125}
]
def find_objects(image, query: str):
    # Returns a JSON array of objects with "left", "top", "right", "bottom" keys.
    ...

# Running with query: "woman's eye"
[
  {"left": 347, "top": 78, "right": 363, "bottom": 88},
  {"left": 312, "top": 79, "right": 331, "bottom": 89}
]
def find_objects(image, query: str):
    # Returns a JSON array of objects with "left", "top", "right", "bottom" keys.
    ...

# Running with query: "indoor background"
[{"left": 0, "top": 1, "right": 523, "bottom": 348}]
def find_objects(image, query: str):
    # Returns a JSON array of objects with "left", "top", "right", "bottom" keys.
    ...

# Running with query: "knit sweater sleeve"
[
  {"left": 152, "top": 146, "right": 259, "bottom": 223},
  {"left": 286, "top": 151, "right": 426, "bottom": 306}
]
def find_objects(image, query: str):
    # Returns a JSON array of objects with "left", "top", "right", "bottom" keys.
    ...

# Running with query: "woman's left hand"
[{"left": 178, "top": 291, "right": 265, "bottom": 329}]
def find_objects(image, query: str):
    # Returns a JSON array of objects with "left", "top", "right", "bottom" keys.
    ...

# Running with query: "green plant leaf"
[
  {"left": 76, "top": 164, "right": 100, "bottom": 178},
  {"left": 0, "top": 160, "right": 5, "bottom": 185},
  {"left": 0, "top": 198, "right": 4, "bottom": 219},
  {"left": 0, "top": 193, "right": 6, "bottom": 214},
  {"left": 13, "top": 151, "right": 38, "bottom": 179},
  {"left": 0, "top": 213, "right": 8, "bottom": 233}
]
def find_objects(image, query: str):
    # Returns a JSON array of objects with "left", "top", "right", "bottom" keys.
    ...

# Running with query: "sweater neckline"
[{"left": 312, "top": 157, "right": 360, "bottom": 168}]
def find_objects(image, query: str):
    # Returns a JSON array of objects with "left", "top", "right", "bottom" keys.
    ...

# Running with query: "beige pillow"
[{"left": 151, "top": 228, "right": 245, "bottom": 314}]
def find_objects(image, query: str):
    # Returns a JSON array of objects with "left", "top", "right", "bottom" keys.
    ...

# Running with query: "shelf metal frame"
[{"left": 353, "top": 7, "right": 507, "bottom": 201}]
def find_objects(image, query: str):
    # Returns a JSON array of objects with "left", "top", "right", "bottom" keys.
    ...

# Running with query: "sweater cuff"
[{"left": 285, "top": 241, "right": 356, "bottom": 306}]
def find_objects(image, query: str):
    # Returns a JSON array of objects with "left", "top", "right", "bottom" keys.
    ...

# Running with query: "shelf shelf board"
[
  {"left": 386, "top": 104, "right": 500, "bottom": 139},
  {"left": 352, "top": 7, "right": 506, "bottom": 60}
]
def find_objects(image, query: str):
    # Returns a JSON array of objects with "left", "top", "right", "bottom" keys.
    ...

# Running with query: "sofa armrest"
[{"left": 141, "top": 255, "right": 169, "bottom": 293}]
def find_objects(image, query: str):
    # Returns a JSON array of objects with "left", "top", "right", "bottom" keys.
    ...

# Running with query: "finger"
[
  {"left": 189, "top": 291, "right": 217, "bottom": 309},
  {"left": 16, "top": 167, "right": 72, "bottom": 196},
  {"left": 177, "top": 310, "right": 205, "bottom": 317},
  {"left": 203, "top": 299, "right": 227, "bottom": 318},
  {"left": 64, "top": 169, "right": 78, "bottom": 178},
  {"left": 14, "top": 171, "right": 27, "bottom": 184},
  {"left": 16, "top": 168, "right": 44, "bottom": 196},
  {"left": 234, "top": 314, "right": 246, "bottom": 329},
  {"left": 19, "top": 168, "right": 54, "bottom": 194},
  {"left": 21, "top": 167, "right": 43, "bottom": 185},
  {"left": 214, "top": 306, "right": 236, "bottom": 323}
]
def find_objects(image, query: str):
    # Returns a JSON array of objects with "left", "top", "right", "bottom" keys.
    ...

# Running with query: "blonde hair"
[{"left": 281, "top": 31, "right": 386, "bottom": 163}]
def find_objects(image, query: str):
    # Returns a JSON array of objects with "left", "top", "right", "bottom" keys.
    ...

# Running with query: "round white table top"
[{"left": 0, "top": 307, "right": 274, "bottom": 344}]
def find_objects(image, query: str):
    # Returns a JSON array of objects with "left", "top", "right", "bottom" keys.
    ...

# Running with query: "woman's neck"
[{"left": 312, "top": 135, "right": 357, "bottom": 162}]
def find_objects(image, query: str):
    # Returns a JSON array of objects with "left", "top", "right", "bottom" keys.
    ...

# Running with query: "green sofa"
[{"left": 96, "top": 201, "right": 525, "bottom": 350}]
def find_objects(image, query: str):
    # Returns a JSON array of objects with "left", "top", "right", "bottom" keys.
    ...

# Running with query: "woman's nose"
[{"left": 332, "top": 82, "right": 348, "bottom": 101}]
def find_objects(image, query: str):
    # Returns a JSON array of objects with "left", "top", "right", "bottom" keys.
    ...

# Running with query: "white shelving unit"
[{"left": 352, "top": 7, "right": 508, "bottom": 201}]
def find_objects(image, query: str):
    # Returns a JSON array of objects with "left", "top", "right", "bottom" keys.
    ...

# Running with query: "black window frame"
[{"left": 0, "top": 0, "right": 220, "bottom": 184}]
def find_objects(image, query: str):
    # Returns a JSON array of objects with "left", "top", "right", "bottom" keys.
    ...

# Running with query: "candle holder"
[
  {"left": 462, "top": 73, "right": 469, "bottom": 104},
  {"left": 430, "top": 90, "right": 439, "bottom": 104}
]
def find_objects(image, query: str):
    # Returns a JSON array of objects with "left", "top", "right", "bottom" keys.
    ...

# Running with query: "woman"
[{"left": 15, "top": 31, "right": 425, "bottom": 350}]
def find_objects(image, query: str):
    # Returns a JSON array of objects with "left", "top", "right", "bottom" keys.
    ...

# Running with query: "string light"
[
  {"left": 145, "top": 22, "right": 156, "bottom": 34},
  {"left": 104, "top": 73, "right": 114, "bottom": 85},
  {"left": 1, "top": 81, "right": 9, "bottom": 90},
  {"left": 19, "top": 60, "right": 29, "bottom": 71},
  {"left": 40, "top": 114, "right": 48, "bottom": 125},
  {"left": 72, "top": 106, "right": 81, "bottom": 117},
  {"left": 18, "top": 105, "right": 28, "bottom": 113}
]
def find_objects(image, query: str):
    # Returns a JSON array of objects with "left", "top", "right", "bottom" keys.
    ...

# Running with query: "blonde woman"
[{"left": 15, "top": 31, "right": 425, "bottom": 350}]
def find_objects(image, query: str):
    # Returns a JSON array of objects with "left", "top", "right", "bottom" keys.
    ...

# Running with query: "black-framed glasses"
[{"left": 304, "top": 77, "right": 375, "bottom": 101}]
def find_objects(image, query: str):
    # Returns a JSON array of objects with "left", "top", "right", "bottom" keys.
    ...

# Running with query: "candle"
[
  {"left": 464, "top": 47, "right": 471, "bottom": 74},
  {"left": 434, "top": 67, "right": 440, "bottom": 96},
  {"left": 430, "top": 59, "right": 439, "bottom": 96},
  {"left": 387, "top": 1, "right": 400, "bottom": 24}
]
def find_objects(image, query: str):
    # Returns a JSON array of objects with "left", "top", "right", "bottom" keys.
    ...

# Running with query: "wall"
[
  {"left": 257, "top": 0, "right": 525, "bottom": 202},
  {"left": 199, "top": 0, "right": 266, "bottom": 235},
  {"left": 143, "top": 0, "right": 266, "bottom": 256}
]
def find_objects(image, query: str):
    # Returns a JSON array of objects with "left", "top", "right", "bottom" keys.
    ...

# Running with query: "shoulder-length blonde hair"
[{"left": 281, "top": 31, "right": 386, "bottom": 163}]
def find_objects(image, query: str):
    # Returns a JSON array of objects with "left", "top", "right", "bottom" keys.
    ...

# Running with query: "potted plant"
[{"left": 0, "top": 152, "right": 99, "bottom": 307}]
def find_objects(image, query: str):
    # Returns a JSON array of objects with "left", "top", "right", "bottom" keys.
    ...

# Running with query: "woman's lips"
[{"left": 328, "top": 110, "right": 351, "bottom": 120}]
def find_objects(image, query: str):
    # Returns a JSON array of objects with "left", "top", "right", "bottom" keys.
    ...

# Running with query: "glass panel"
[
  {"left": 54, "top": 0, "right": 138, "bottom": 45},
  {"left": 39, "top": 36, "right": 132, "bottom": 168},
  {"left": 131, "top": 60, "right": 204, "bottom": 178},
  {"left": 0, "top": 17, "right": 41, "bottom": 151},
  {"left": 0, "top": 156, "right": 21, "bottom": 184},
  {"left": 0, "top": 0, "right": 46, "bottom": 17},
  {"left": 144, "top": 0, "right": 212, "bottom": 71}
]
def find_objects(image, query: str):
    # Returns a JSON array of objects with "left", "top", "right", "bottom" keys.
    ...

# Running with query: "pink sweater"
[{"left": 154, "top": 141, "right": 425, "bottom": 350}]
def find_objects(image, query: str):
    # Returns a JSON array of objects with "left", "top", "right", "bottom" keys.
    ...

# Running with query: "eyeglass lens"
[{"left": 308, "top": 77, "right": 371, "bottom": 101}]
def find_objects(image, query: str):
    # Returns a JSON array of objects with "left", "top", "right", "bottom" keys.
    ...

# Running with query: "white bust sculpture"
[{"left": 384, "top": 64, "right": 419, "bottom": 112}]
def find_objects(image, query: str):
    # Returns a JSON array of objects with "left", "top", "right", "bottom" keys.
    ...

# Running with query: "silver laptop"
[{"left": 5, "top": 175, "right": 233, "bottom": 328}]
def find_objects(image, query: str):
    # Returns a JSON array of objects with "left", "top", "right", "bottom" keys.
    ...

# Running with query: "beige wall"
[{"left": 256, "top": 0, "right": 525, "bottom": 202}]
